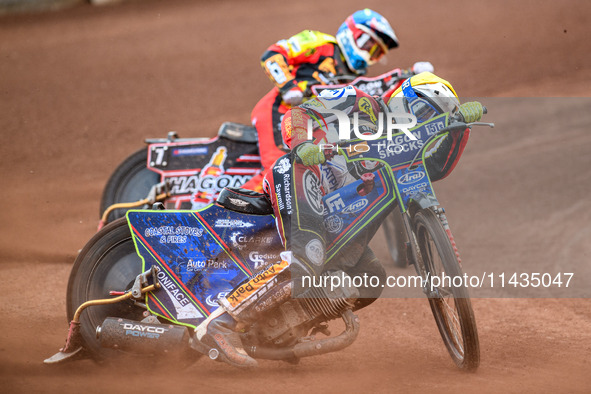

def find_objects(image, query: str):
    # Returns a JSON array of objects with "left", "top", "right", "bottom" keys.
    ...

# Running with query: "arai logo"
[
  {"left": 342, "top": 198, "right": 369, "bottom": 214},
  {"left": 397, "top": 171, "right": 425, "bottom": 185}
]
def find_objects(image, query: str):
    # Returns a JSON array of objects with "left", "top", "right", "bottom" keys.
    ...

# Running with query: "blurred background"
[{"left": 0, "top": 1, "right": 589, "bottom": 392}]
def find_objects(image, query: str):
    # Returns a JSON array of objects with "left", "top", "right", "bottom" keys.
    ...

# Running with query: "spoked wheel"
[
  {"left": 99, "top": 148, "right": 160, "bottom": 222},
  {"left": 412, "top": 208, "right": 480, "bottom": 371},
  {"left": 67, "top": 218, "right": 147, "bottom": 360},
  {"left": 381, "top": 209, "right": 410, "bottom": 268}
]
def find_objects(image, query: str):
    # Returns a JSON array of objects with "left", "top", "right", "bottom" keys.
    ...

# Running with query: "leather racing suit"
[{"left": 243, "top": 30, "right": 357, "bottom": 192}]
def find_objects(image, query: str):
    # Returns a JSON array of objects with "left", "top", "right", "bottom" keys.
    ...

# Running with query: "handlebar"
[
  {"left": 295, "top": 108, "right": 494, "bottom": 166},
  {"left": 407, "top": 109, "right": 494, "bottom": 169}
]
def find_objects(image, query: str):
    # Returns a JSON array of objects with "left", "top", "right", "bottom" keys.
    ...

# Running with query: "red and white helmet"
[{"left": 336, "top": 9, "right": 399, "bottom": 74}]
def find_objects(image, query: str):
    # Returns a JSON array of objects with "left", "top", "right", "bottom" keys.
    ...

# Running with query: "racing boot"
[
  {"left": 195, "top": 307, "right": 258, "bottom": 368},
  {"left": 196, "top": 255, "right": 292, "bottom": 368}
]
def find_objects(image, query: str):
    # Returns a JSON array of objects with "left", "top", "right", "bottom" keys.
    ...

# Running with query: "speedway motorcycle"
[
  {"left": 46, "top": 110, "right": 493, "bottom": 371},
  {"left": 98, "top": 68, "right": 416, "bottom": 265}
]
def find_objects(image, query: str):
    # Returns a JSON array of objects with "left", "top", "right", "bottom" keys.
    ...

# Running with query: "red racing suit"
[{"left": 243, "top": 30, "right": 356, "bottom": 192}]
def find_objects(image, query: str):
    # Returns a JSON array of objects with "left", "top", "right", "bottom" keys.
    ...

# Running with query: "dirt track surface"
[{"left": 1, "top": 0, "right": 590, "bottom": 392}]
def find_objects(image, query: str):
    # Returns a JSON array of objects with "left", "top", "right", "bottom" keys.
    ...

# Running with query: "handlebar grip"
[{"left": 452, "top": 104, "right": 489, "bottom": 123}]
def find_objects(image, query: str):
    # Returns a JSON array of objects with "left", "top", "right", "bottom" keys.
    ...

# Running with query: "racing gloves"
[
  {"left": 296, "top": 142, "right": 326, "bottom": 166},
  {"left": 458, "top": 101, "right": 484, "bottom": 123},
  {"left": 412, "top": 61, "right": 434, "bottom": 74}
]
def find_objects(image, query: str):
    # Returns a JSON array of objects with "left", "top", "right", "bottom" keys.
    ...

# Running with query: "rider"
[
  {"left": 242, "top": 9, "right": 434, "bottom": 192},
  {"left": 197, "top": 72, "right": 484, "bottom": 368}
]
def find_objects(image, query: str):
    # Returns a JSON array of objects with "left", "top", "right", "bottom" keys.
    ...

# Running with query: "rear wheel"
[
  {"left": 99, "top": 148, "right": 160, "bottom": 222},
  {"left": 66, "top": 218, "right": 201, "bottom": 367},
  {"left": 66, "top": 218, "right": 202, "bottom": 365},
  {"left": 67, "top": 218, "right": 146, "bottom": 360},
  {"left": 412, "top": 208, "right": 480, "bottom": 371}
]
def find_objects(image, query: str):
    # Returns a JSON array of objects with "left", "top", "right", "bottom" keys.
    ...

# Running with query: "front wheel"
[
  {"left": 99, "top": 148, "right": 160, "bottom": 222},
  {"left": 412, "top": 208, "right": 480, "bottom": 371}
]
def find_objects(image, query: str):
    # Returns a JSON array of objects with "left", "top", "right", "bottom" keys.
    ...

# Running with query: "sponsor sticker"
[
  {"left": 156, "top": 270, "right": 204, "bottom": 319},
  {"left": 214, "top": 219, "right": 254, "bottom": 228},
  {"left": 230, "top": 232, "right": 276, "bottom": 250},
  {"left": 249, "top": 251, "right": 280, "bottom": 270},
  {"left": 305, "top": 239, "right": 324, "bottom": 266},
  {"left": 122, "top": 323, "right": 167, "bottom": 339},
  {"left": 325, "top": 193, "right": 345, "bottom": 213},
  {"left": 303, "top": 170, "right": 323, "bottom": 215},
  {"left": 342, "top": 198, "right": 369, "bottom": 215},
  {"left": 397, "top": 170, "right": 426, "bottom": 185},
  {"left": 276, "top": 157, "right": 292, "bottom": 174},
  {"left": 186, "top": 259, "right": 229, "bottom": 273},
  {"left": 325, "top": 215, "right": 343, "bottom": 233},
  {"left": 228, "top": 197, "right": 250, "bottom": 207},
  {"left": 206, "top": 291, "right": 230, "bottom": 307},
  {"left": 172, "top": 146, "right": 209, "bottom": 156}
]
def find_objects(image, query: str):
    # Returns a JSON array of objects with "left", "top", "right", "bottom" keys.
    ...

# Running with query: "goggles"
[
  {"left": 356, "top": 33, "right": 386, "bottom": 61},
  {"left": 348, "top": 20, "right": 388, "bottom": 62},
  {"left": 401, "top": 79, "right": 441, "bottom": 123}
]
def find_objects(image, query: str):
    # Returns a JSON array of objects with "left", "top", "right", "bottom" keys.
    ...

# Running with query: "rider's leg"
[
  {"left": 194, "top": 307, "right": 255, "bottom": 367},
  {"left": 197, "top": 157, "right": 331, "bottom": 368},
  {"left": 345, "top": 247, "right": 386, "bottom": 311},
  {"left": 195, "top": 258, "right": 291, "bottom": 368},
  {"left": 241, "top": 88, "right": 288, "bottom": 192}
]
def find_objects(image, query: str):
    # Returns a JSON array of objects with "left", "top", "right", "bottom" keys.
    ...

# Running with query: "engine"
[{"left": 245, "top": 270, "right": 359, "bottom": 348}]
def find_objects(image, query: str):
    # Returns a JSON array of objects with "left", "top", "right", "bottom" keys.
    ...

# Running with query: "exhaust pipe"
[
  {"left": 97, "top": 317, "right": 191, "bottom": 354},
  {"left": 245, "top": 309, "right": 360, "bottom": 361}
]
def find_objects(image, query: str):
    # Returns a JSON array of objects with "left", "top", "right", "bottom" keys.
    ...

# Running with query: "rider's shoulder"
[
  {"left": 301, "top": 86, "right": 359, "bottom": 113},
  {"left": 282, "top": 30, "right": 337, "bottom": 56},
  {"left": 318, "top": 85, "right": 360, "bottom": 100}
]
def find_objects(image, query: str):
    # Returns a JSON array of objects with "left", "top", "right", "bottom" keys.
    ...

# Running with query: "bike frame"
[
  {"left": 125, "top": 114, "right": 457, "bottom": 328},
  {"left": 145, "top": 129, "right": 261, "bottom": 210}
]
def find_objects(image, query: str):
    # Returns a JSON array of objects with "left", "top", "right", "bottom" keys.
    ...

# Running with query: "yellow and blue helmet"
[{"left": 388, "top": 72, "right": 460, "bottom": 124}]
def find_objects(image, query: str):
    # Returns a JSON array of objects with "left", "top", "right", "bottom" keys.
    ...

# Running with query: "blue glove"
[
  {"left": 296, "top": 143, "right": 326, "bottom": 166},
  {"left": 458, "top": 102, "right": 484, "bottom": 123}
]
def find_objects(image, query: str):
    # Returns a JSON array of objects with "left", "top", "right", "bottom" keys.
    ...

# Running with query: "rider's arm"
[
  {"left": 424, "top": 101, "right": 484, "bottom": 181},
  {"left": 261, "top": 45, "right": 297, "bottom": 93},
  {"left": 282, "top": 103, "right": 329, "bottom": 149},
  {"left": 261, "top": 31, "right": 340, "bottom": 97},
  {"left": 424, "top": 130, "right": 470, "bottom": 182}
]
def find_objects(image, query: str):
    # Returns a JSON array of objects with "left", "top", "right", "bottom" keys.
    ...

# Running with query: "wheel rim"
[
  {"left": 80, "top": 237, "right": 145, "bottom": 353},
  {"left": 416, "top": 221, "right": 466, "bottom": 361}
]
